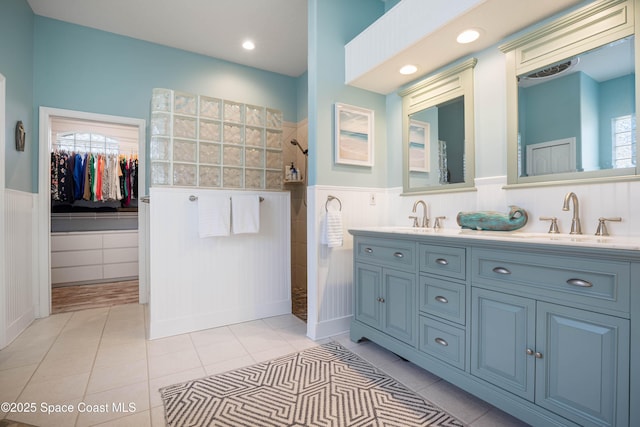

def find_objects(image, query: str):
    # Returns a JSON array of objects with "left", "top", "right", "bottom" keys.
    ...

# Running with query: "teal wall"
[
  {"left": 599, "top": 74, "right": 635, "bottom": 169},
  {"left": 2, "top": 2, "right": 301, "bottom": 194},
  {"left": 0, "top": 0, "right": 34, "bottom": 192},
  {"left": 307, "top": 0, "right": 386, "bottom": 187}
]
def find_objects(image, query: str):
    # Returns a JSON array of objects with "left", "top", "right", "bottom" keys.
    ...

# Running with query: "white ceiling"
[
  {"left": 26, "top": 0, "right": 308, "bottom": 78},
  {"left": 26, "top": 0, "right": 590, "bottom": 91},
  {"left": 347, "top": 0, "right": 586, "bottom": 94}
]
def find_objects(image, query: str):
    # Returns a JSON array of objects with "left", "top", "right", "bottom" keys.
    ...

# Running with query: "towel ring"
[{"left": 325, "top": 195, "right": 342, "bottom": 212}]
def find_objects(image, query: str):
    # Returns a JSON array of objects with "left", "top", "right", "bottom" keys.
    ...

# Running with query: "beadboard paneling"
[
  {"left": 3, "top": 190, "right": 36, "bottom": 348},
  {"left": 148, "top": 187, "right": 291, "bottom": 339},
  {"left": 307, "top": 185, "right": 390, "bottom": 339}
]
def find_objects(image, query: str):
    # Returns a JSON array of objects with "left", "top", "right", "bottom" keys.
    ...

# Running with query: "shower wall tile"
[{"left": 150, "top": 88, "right": 282, "bottom": 190}]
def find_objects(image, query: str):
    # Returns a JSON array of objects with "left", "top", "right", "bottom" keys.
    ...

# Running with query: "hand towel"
[
  {"left": 322, "top": 211, "right": 343, "bottom": 247},
  {"left": 231, "top": 195, "right": 260, "bottom": 234},
  {"left": 198, "top": 195, "right": 231, "bottom": 237}
]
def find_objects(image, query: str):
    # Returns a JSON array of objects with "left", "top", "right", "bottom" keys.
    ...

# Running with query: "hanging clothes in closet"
[{"left": 51, "top": 150, "right": 138, "bottom": 208}]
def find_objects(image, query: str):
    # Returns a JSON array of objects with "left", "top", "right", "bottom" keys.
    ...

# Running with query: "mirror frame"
[
  {"left": 399, "top": 58, "right": 477, "bottom": 194},
  {"left": 500, "top": 0, "right": 639, "bottom": 188}
]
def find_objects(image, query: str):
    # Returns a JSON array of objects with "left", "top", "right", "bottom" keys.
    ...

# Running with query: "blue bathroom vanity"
[{"left": 349, "top": 228, "right": 640, "bottom": 427}]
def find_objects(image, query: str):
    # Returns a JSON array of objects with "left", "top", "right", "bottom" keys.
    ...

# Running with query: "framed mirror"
[
  {"left": 399, "top": 58, "right": 477, "bottom": 194},
  {"left": 501, "top": 0, "right": 639, "bottom": 187}
]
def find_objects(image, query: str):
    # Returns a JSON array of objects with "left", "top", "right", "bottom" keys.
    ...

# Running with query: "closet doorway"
[{"left": 38, "top": 108, "right": 147, "bottom": 317}]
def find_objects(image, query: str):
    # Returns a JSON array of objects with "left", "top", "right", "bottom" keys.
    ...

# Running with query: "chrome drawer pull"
[
  {"left": 435, "top": 296, "right": 449, "bottom": 304},
  {"left": 526, "top": 348, "right": 534, "bottom": 356},
  {"left": 492, "top": 266, "right": 511, "bottom": 275},
  {"left": 566, "top": 278, "right": 593, "bottom": 288},
  {"left": 435, "top": 258, "right": 449, "bottom": 265},
  {"left": 364, "top": 247, "right": 373, "bottom": 253},
  {"left": 434, "top": 337, "right": 448, "bottom": 347},
  {"left": 393, "top": 252, "right": 404, "bottom": 258},
  {"left": 534, "top": 352, "right": 543, "bottom": 359}
]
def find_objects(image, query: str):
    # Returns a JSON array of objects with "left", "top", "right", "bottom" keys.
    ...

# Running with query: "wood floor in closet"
[{"left": 51, "top": 280, "right": 139, "bottom": 314}]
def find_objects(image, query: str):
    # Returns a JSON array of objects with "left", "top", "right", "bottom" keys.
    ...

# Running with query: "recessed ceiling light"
[
  {"left": 242, "top": 40, "right": 255, "bottom": 50},
  {"left": 457, "top": 29, "right": 480, "bottom": 44},
  {"left": 399, "top": 65, "right": 418, "bottom": 75}
]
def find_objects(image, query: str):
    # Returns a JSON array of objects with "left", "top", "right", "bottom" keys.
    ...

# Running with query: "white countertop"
[{"left": 349, "top": 226, "right": 640, "bottom": 251}]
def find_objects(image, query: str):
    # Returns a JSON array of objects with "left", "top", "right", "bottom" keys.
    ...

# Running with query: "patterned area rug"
[{"left": 160, "top": 342, "right": 464, "bottom": 427}]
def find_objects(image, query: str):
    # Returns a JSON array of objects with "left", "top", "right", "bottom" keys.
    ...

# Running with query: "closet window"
[{"left": 50, "top": 117, "right": 139, "bottom": 212}]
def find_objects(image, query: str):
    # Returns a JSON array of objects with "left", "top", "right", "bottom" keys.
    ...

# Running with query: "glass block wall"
[{"left": 149, "top": 88, "right": 283, "bottom": 189}]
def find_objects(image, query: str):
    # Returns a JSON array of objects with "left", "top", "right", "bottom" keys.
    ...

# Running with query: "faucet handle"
[
  {"left": 539, "top": 216, "right": 560, "bottom": 234},
  {"left": 409, "top": 215, "right": 419, "bottom": 228},
  {"left": 595, "top": 217, "right": 622, "bottom": 236},
  {"left": 433, "top": 216, "right": 446, "bottom": 230}
]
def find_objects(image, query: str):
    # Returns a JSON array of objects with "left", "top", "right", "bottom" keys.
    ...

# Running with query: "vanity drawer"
[
  {"left": 472, "top": 249, "right": 630, "bottom": 314},
  {"left": 419, "top": 315, "right": 465, "bottom": 370},
  {"left": 419, "top": 244, "right": 466, "bottom": 280},
  {"left": 355, "top": 237, "right": 416, "bottom": 270},
  {"left": 419, "top": 276, "right": 466, "bottom": 325}
]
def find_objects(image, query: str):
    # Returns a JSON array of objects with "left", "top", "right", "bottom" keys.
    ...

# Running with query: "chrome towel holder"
[{"left": 325, "top": 195, "right": 342, "bottom": 212}]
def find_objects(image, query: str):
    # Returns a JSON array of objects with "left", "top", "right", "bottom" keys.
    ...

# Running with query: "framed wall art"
[{"left": 334, "top": 103, "right": 374, "bottom": 167}]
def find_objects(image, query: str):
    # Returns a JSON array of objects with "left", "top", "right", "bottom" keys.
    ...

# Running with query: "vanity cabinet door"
[
  {"left": 354, "top": 262, "right": 416, "bottom": 345},
  {"left": 381, "top": 268, "right": 415, "bottom": 345},
  {"left": 471, "top": 288, "right": 536, "bottom": 401},
  {"left": 354, "top": 263, "right": 383, "bottom": 329},
  {"left": 535, "top": 302, "right": 629, "bottom": 427}
]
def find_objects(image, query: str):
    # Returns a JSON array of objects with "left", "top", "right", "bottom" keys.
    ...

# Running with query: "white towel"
[
  {"left": 231, "top": 195, "right": 260, "bottom": 234},
  {"left": 197, "top": 195, "right": 231, "bottom": 237},
  {"left": 322, "top": 211, "right": 343, "bottom": 247}
]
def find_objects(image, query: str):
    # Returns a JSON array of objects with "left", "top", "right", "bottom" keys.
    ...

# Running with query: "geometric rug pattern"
[{"left": 160, "top": 342, "right": 465, "bottom": 426}]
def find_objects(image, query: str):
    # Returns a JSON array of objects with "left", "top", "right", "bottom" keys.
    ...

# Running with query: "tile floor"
[{"left": 0, "top": 304, "right": 529, "bottom": 427}]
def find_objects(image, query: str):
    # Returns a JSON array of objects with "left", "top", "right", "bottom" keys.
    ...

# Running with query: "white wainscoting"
[
  {"left": 2, "top": 190, "right": 37, "bottom": 348},
  {"left": 148, "top": 187, "right": 291, "bottom": 339},
  {"left": 307, "top": 185, "right": 390, "bottom": 340}
]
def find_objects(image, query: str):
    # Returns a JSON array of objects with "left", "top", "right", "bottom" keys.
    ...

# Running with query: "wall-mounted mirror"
[
  {"left": 399, "top": 58, "right": 477, "bottom": 194},
  {"left": 502, "top": 0, "right": 639, "bottom": 187}
]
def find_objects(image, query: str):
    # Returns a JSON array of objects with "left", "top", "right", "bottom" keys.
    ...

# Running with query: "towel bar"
[{"left": 189, "top": 195, "right": 264, "bottom": 202}]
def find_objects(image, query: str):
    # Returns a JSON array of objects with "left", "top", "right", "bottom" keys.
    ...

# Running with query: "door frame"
[
  {"left": 37, "top": 107, "right": 146, "bottom": 317},
  {"left": 0, "top": 74, "right": 7, "bottom": 346}
]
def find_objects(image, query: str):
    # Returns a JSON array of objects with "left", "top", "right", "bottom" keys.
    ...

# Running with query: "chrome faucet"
[
  {"left": 410, "top": 200, "right": 429, "bottom": 228},
  {"left": 562, "top": 192, "right": 582, "bottom": 234}
]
